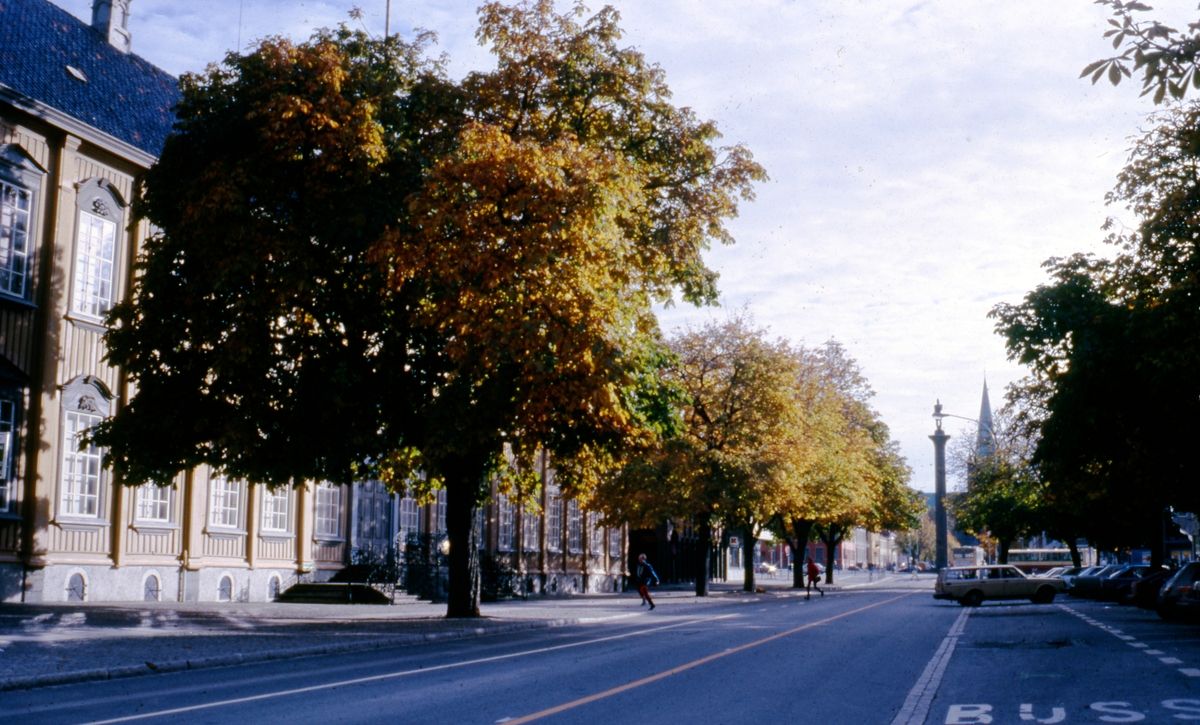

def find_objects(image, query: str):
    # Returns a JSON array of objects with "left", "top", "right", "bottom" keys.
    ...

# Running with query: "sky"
[{"left": 54, "top": 0, "right": 1186, "bottom": 490}]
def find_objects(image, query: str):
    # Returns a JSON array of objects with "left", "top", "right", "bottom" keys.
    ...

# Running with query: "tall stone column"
[{"left": 931, "top": 402, "right": 950, "bottom": 571}]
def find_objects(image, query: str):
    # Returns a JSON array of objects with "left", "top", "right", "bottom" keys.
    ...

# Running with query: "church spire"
[{"left": 977, "top": 378, "right": 995, "bottom": 458}]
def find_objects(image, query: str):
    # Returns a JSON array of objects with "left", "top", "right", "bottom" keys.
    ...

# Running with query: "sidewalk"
[{"left": 0, "top": 573, "right": 933, "bottom": 692}]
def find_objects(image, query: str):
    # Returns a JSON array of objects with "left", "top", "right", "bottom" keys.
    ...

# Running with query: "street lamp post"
[{"left": 931, "top": 401, "right": 950, "bottom": 571}]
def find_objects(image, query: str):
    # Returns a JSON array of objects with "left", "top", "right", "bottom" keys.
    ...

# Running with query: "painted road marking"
[
  {"left": 499, "top": 593, "right": 916, "bottom": 725},
  {"left": 891, "top": 607, "right": 972, "bottom": 725},
  {"left": 1059, "top": 604, "right": 1194, "bottom": 678},
  {"left": 75, "top": 613, "right": 740, "bottom": 725}
]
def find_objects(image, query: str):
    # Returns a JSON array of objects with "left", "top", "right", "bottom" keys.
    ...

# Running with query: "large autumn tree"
[{"left": 96, "top": 2, "right": 764, "bottom": 617}]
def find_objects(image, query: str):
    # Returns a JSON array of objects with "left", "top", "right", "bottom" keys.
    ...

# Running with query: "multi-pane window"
[
  {"left": 587, "top": 511, "right": 602, "bottom": 554},
  {"left": 59, "top": 411, "right": 103, "bottom": 517},
  {"left": 135, "top": 484, "right": 171, "bottom": 522},
  {"left": 567, "top": 499, "right": 582, "bottom": 553},
  {"left": 0, "top": 180, "right": 31, "bottom": 298},
  {"left": 546, "top": 493, "right": 562, "bottom": 552},
  {"left": 496, "top": 493, "right": 514, "bottom": 551},
  {"left": 315, "top": 483, "right": 341, "bottom": 537},
  {"left": 608, "top": 526, "right": 622, "bottom": 558},
  {"left": 209, "top": 476, "right": 242, "bottom": 528},
  {"left": 435, "top": 489, "right": 447, "bottom": 533},
  {"left": 399, "top": 494, "right": 419, "bottom": 540},
  {"left": 0, "top": 399, "right": 14, "bottom": 513},
  {"left": 262, "top": 487, "right": 289, "bottom": 532},
  {"left": 72, "top": 210, "right": 116, "bottom": 319},
  {"left": 522, "top": 506, "right": 540, "bottom": 552}
]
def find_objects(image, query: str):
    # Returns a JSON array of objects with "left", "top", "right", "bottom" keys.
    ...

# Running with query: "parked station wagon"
[{"left": 934, "top": 565, "right": 1066, "bottom": 607}]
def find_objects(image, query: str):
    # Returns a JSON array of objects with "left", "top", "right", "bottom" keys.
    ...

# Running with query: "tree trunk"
[
  {"left": 743, "top": 531, "right": 757, "bottom": 592},
  {"left": 818, "top": 524, "right": 842, "bottom": 585},
  {"left": 998, "top": 538, "right": 1010, "bottom": 565},
  {"left": 444, "top": 470, "right": 482, "bottom": 618},
  {"left": 695, "top": 517, "right": 712, "bottom": 597},
  {"left": 1068, "top": 537, "right": 1082, "bottom": 568},
  {"left": 789, "top": 519, "right": 815, "bottom": 589}
]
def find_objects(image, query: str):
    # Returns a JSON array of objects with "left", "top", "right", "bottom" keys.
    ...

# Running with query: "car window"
[
  {"left": 986, "top": 568, "right": 1006, "bottom": 580},
  {"left": 1005, "top": 568, "right": 1025, "bottom": 578},
  {"left": 946, "top": 569, "right": 977, "bottom": 580}
]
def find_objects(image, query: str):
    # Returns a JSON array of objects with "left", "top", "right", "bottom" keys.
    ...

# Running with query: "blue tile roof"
[{"left": 0, "top": 0, "right": 179, "bottom": 157}]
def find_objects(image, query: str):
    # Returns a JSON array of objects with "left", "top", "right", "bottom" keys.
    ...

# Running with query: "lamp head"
[{"left": 933, "top": 399, "right": 946, "bottom": 430}]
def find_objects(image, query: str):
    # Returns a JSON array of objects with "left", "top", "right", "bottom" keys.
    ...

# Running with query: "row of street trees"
[
  {"left": 955, "top": 2, "right": 1200, "bottom": 567},
  {"left": 592, "top": 314, "right": 923, "bottom": 593}
]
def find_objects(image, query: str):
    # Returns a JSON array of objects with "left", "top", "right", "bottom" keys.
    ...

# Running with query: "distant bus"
[
  {"left": 952, "top": 546, "right": 986, "bottom": 567},
  {"left": 1007, "top": 548, "right": 1093, "bottom": 574}
]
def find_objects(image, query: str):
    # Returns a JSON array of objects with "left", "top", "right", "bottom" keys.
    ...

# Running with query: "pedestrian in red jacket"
[{"left": 806, "top": 557, "right": 824, "bottom": 600}]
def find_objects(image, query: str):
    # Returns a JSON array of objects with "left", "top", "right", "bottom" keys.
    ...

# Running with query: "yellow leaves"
[{"left": 373, "top": 121, "right": 648, "bottom": 443}]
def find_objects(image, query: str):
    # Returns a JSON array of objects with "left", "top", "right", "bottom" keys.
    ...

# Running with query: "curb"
[{"left": 0, "top": 618, "right": 580, "bottom": 693}]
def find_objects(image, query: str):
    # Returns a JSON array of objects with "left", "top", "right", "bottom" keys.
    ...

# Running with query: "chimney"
[{"left": 91, "top": 0, "right": 132, "bottom": 54}]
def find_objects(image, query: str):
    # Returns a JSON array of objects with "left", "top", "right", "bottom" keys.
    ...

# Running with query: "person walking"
[
  {"left": 635, "top": 553, "right": 660, "bottom": 610},
  {"left": 805, "top": 556, "right": 824, "bottom": 600}
]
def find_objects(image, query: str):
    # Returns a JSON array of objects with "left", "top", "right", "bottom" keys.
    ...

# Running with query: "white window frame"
[
  {"left": 608, "top": 526, "right": 622, "bottom": 558},
  {"left": 522, "top": 505, "right": 540, "bottom": 552},
  {"left": 587, "top": 511, "right": 602, "bottom": 554},
  {"left": 0, "top": 429, "right": 11, "bottom": 514},
  {"left": 435, "top": 489, "right": 447, "bottom": 533},
  {"left": 59, "top": 410, "right": 104, "bottom": 518},
  {"left": 135, "top": 483, "right": 173, "bottom": 523},
  {"left": 71, "top": 209, "right": 117, "bottom": 321},
  {"left": 567, "top": 499, "right": 582, "bottom": 553},
  {"left": 399, "top": 494, "right": 419, "bottom": 540},
  {"left": 496, "top": 493, "right": 514, "bottom": 552},
  {"left": 546, "top": 493, "right": 562, "bottom": 552},
  {"left": 314, "top": 482, "right": 342, "bottom": 538},
  {"left": 0, "top": 178, "right": 32, "bottom": 299},
  {"left": 208, "top": 475, "right": 243, "bottom": 529},
  {"left": 262, "top": 487, "right": 290, "bottom": 533}
]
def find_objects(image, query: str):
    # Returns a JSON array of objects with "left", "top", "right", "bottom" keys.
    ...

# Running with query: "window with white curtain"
[
  {"left": 435, "top": 489, "right": 447, "bottom": 533},
  {"left": 608, "top": 526, "right": 622, "bottom": 558},
  {"left": 587, "top": 511, "right": 602, "bottom": 554},
  {"left": 262, "top": 487, "right": 290, "bottom": 532},
  {"left": 71, "top": 209, "right": 116, "bottom": 320}
]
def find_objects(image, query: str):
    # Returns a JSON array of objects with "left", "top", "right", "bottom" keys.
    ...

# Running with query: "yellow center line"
[{"left": 504, "top": 592, "right": 916, "bottom": 725}]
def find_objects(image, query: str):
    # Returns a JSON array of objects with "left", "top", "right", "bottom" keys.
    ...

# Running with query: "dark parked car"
[
  {"left": 1129, "top": 567, "right": 1176, "bottom": 609},
  {"left": 1098, "top": 565, "right": 1161, "bottom": 602},
  {"left": 1070, "top": 565, "right": 1126, "bottom": 598},
  {"left": 1159, "top": 563, "right": 1200, "bottom": 621}
]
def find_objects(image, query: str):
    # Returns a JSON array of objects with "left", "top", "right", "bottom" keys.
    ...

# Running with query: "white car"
[{"left": 934, "top": 565, "right": 1065, "bottom": 607}]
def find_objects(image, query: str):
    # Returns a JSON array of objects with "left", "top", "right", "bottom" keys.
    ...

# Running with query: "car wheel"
[
  {"left": 1031, "top": 586, "right": 1056, "bottom": 605},
  {"left": 960, "top": 590, "right": 984, "bottom": 607}
]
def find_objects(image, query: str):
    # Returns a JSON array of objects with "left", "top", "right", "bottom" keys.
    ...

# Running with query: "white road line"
[
  {"left": 1130, "top": 643, "right": 1149, "bottom": 648},
  {"left": 1161, "top": 657, "right": 1184, "bottom": 665},
  {"left": 1181, "top": 669, "right": 1200, "bottom": 677},
  {"left": 889, "top": 608, "right": 971, "bottom": 725},
  {"left": 1146, "top": 650, "right": 1165, "bottom": 655},
  {"left": 75, "top": 613, "right": 739, "bottom": 725},
  {"left": 1059, "top": 603, "right": 1194, "bottom": 675}
]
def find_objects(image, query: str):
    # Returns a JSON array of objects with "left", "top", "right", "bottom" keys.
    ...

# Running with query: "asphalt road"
[{"left": 3, "top": 585, "right": 1199, "bottom": 724}]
